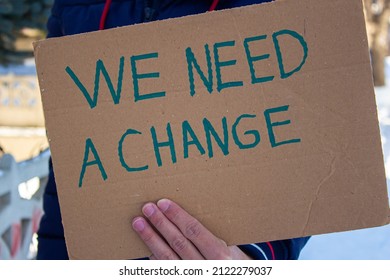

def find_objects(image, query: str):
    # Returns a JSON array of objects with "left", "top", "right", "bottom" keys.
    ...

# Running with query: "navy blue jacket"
[{"left": 37, "top": 0, "right": 310, "bottom": 260}]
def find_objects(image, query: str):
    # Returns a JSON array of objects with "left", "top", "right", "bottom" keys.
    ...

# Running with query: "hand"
[{"left": 132, "top": 198, "right": 251, "bottom": 260}]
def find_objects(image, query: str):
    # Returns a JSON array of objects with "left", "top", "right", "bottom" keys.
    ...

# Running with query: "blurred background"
[{"left": 0, "top": 0, "right": 389, "bottom": 260}]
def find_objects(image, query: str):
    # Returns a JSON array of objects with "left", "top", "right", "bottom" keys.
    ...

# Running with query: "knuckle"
[
  {"left": 184, "top": 221, "right": 202, "bottom": 239},
  {"left": 159, "top": 252, "right": 176, "bottom": 260},
  {"left": 168, "top": 206, "right": 181, "bottom": 221},
  {"left": 152, "top": 216, "right": 165, "bottom": 228},
  {"left": 216, "top": 253, "right": 232, "bottom": 260},
  {"left": 214, "top": 249, "right": 232, "bottom": 260},
  {"left": 171, "top": 237, "right": 187, "bottom": 252},
  {"left": 219, "top": 239, "right": 228, "bottom": 247},
  {"left": 142, "top": 231, "right": 154, "bottom": 243}
]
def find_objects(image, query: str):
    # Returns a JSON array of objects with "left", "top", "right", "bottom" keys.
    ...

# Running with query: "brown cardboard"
[{"left": 33, "top": 0, "right": 390, "bottom": 259}]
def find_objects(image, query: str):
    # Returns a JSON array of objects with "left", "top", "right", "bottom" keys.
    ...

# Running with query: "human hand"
[{"left": 132, "top": 198, "right": 251, "bottom": 260}]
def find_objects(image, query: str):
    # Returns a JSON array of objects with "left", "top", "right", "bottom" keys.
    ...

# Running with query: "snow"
[{"left": 300, "top": 57, "right": 390, "bottom": 260}]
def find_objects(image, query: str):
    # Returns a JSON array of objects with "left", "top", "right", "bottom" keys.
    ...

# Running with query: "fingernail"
[
  {"left": 157, "top": 199, "right": 170, "bottom": 212},
  {"left": 132, "top": 218, "right": 145, "bottom": 232},
  {"left": 142, "top": 204, "right": 155, "bottom": 217}
]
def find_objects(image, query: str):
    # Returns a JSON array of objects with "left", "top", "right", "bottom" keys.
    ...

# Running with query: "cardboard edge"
[
  {"left": 68, "top": 252, "right": 81, "bottom": 260},
  {"left": 388, "top": 208, "right": 390, "bottom": 225},
  {"left": 32, "top": 39, "right": 43, "bottom": 55},
  {"left": 32, "top": 40, "right": 44, "bottom": 73},
  {"left": 32, "top": 40, "right": 39, "bottom": 50}
]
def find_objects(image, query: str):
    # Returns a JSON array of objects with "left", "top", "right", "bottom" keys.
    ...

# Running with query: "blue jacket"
[{"left": 37, "top": 0, "right": 310, "bottom": 260}]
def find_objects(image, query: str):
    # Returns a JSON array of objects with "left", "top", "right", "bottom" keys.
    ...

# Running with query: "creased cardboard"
[{"left": 34, "top": 0, "right": 390, "bottom": 259}]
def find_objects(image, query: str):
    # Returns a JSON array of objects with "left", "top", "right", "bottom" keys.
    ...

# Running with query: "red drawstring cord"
[
  {"left": 266, "top": 242, "right": 276, "bottom": 260},
  {"left": 100, "top": 0, "right": 220, "bottom": 30},
  {"left": 209, "top": 0, "right": 220, "bottom": 11},
  {"left": 99, "top": 0, "right": 112, "bottom": 30}
]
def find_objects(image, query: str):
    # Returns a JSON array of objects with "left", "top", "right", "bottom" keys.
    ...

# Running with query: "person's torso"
[{"left": 49, "top": 0, "right": 272, "bottom": 37}]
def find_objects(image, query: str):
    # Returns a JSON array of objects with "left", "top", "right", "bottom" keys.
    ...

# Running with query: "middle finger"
[{"left": 142, "top": 203, "right": 204, "bottom": 260}]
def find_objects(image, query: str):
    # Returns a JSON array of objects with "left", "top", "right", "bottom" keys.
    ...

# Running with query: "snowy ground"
[{"left": 300, "top": 58, "right": 390, "bottom": 260}]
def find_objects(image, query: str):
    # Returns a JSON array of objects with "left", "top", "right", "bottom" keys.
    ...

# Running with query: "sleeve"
[
  {"left": 36, "top": 158, "right": 69, "bottom": 260},
  {"left": 239, "top": 237, "right": 311, "bottom": 260},
  {"left": 36, "top": 1, "right": 67, "bottom": 259},
  {"left": 46, "top": 0, "right": 63, "bottom": 39}
]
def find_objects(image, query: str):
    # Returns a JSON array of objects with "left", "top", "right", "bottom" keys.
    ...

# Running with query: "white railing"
[{"left": 0, "top": 149, "right": 50, "bottom": 259}]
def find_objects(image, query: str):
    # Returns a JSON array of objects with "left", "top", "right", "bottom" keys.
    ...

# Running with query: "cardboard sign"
[{"left": 34, "top": 0, "right": 390, "bottom": 259}]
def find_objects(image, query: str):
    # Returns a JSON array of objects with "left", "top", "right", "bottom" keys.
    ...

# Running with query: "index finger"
[{"left": 156, "top": 199, "right": 231, "bottom": 259}]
